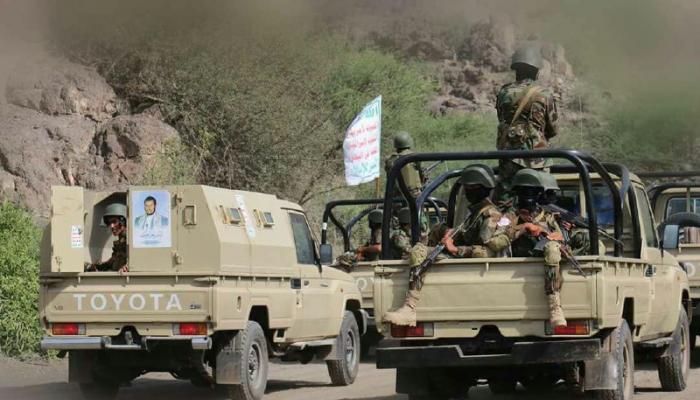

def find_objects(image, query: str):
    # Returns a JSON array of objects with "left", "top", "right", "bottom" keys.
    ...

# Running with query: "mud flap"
[
  {"left": 215, "top": 334, "right": 242, "bottom": 384},
  {"left": 584, "top": 351, "right": 617, "bottom": 390},
  {"left": 322, "top": 336, "right": 342, "bottom": 361},
  {"left": 69, "top": 350, "right": 97, "bottom": 383}
]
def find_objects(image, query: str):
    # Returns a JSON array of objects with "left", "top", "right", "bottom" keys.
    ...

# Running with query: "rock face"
[
  {"left": 0, "top": 54, "right": 180, "bottom": 220},
  {"left": 364, "top": 17, "right": 578, "bottom": 116}
]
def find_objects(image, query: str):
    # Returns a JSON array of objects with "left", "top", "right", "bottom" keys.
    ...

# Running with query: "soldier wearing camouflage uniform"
[
  {"left": 390, "top": 208, "right": 413, "bottom": 259},
  {"left": 507, "top": 169, "right": 588, "bottom": 327},
  {"left": 385, "top": 131, "right": 425, "bottom": 201},
  {"left": 384, "top": 165, "right": 511, "bottom": 327},
  {"left": 495, "top": 43, "right": 560, "bottom": 205},
  {"left": 87, "top": 203, "right": 129, "bottom": 274},
  {"left": 334, "top": 209, "right": 383, "bottom": 271}
]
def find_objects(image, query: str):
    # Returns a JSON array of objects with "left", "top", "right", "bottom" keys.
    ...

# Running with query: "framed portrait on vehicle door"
[{"left": 131, "top": 190, "right": 172, "bottom": 248}]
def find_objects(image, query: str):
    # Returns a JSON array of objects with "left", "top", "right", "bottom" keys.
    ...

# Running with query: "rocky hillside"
[
  {"left": 0, "top": 17, "right": 582, "bottom": 220},
  {"left": 354, "top": 17, "right": 579, "bottom": 117},
  {"left": 0, "top": 52, "right": 179, "bottom": 220}
]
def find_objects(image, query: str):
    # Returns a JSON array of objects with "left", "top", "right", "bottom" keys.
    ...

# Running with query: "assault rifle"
[
  {"left": 541, "top": 203, "right": 623, "bottom": 249},
  {"left": 534, "top": 231, "right": 588, "bottom": 277},
  {"left": 408, "top": 214, "right": 481, "bottom": 290}
]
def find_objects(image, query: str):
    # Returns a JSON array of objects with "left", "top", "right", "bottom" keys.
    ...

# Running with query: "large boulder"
[
  {"left": 0, "top": 53, "right": 181, "bottom": 220},
  {"left": 92, "top": 115, "right": 179, "bottom": 184},
  {"left": 5, "top": 54, "right": 118, "bottom": 122}
]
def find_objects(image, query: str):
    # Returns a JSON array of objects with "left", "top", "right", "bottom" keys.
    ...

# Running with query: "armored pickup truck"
[
  {"left": 320, "top": 197, "right": 447, "bottom": 354},
  {"left": 643, "top": 172, "right": 700, "bottom": 348},
  {"left": 373, "top": 150, "right": 696, "bottom": 400},
  {"left": 39, "top": 185, "right": 363, "bottom": 400}
]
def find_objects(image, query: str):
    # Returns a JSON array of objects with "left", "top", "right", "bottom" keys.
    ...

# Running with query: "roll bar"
[
  {"left": 647, "top": 182, "right": 700, "bottom": 213},
  {"left": 382, "top": 149, "right": 629, "bottom": 259},
  {"left": 321, "top": 197, "right": 446, "bottom": 252}
]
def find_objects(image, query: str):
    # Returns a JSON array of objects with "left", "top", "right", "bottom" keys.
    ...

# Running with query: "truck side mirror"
[
  {"left": 662, "top": 224, "right": 681, "bottom": 250},
  {"left": 320, "top": 243, "right": 333, "bottom": 265}
]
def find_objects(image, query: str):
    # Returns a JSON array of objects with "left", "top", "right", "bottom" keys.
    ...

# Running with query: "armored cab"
[{"left": 39, "top": 185, "right": 363, "bottom": 400}]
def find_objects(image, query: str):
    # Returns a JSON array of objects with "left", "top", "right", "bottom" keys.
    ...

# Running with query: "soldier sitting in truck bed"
[
  {"left": 384, "top": 165, "right": 511, "bottom": 326},
  {"left": 85, "top": 203, "right": 129, "bottom": 274}
]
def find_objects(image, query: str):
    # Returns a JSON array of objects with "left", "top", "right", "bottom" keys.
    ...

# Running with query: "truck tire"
[
  {"left": 596, "top": 320, "right": 634, "bottom": 400},
  {"left": 227, "top": 322, "right": 269, "bottom": 400},
  {"left": 78, "top": 382, "right": 119, "bottom": 400},
  {"left": 488, "top": 378, "right": 517, "bottom": 394},
  {"left": 326, "top": 311, "right": 360, "bottom": 386},
  {"left": 657, "top": 310, "right": 690, "bottom": 391}
]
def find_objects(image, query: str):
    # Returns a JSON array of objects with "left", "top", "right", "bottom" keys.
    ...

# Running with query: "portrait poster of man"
[{"left": 131, "top": 190, "right": 172, "bottom": 248}]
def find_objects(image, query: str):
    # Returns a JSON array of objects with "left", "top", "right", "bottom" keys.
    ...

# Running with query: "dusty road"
[{"left": 2, "top": 354, "right": 700, "bottom": 400}]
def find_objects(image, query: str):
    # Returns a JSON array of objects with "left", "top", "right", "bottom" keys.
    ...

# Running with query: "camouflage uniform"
[
  {"left": 390, "top": 227, "right": 412, "bottom": 259},
  {"left": 496, "top": 80, "right": 559, "bottom": 204},
  {"left": 449, "top": 199, "right": 511, "bottom": 258},
  {"left": 509, "top": 210, "right": 564, "bottom": 295},
  {"left": 385, "top": 149, "right": 424, "bottom": 200},
  {"left": 94, "top": 232, "right": 128, "bottom": 272}
]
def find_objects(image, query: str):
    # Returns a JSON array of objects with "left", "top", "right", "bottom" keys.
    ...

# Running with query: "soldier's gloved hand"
[
  {"left": 441, "top": 229, "right": 459, "bottom": 255},
  {"left": 355, "top": 248, "right": 366, "bottom": 262},
  {"left": 522, "top": 223, "right": 544, "bottom": 237},
  {"left": 561, "top": 221, "right": 573, "bottom": 231}
]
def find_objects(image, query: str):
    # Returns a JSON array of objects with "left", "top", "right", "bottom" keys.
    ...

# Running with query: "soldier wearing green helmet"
[
  {"left": 506, "top": 169, "right": 590, "bottom": 328},
  {"left": 495, "top": 42, "right": 560, "bottom": 205},
  {"left": 441, "top": 164, "right": 511, "bottom": 259},
  {"left": 333, "top": 209, "right": 384, "bottom": 271},
  {"left": 86, "top": 202, "right": 129, "bottom": 273},
  {"left": 384, "top": 165, "right": 511, "bottom": 327},
  {"left": 385, "top": 131, "right": 425, "bottom": 200},
  {"left": 389, "top": 208, "right": 413, "bottom": 260}
]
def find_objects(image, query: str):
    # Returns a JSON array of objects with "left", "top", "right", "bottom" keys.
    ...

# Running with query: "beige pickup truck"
[
  {"left": 39, "top": 185, "right": 363, "bottom": 400},
  {"left": 645, "top": 174, "right": 700, "bottom": 348},
  {"left": 373, "top": 150, "right": 696, "bottom": 400},
  {"left": 319, "top": 197, "right": 448, "bottom": 355}
]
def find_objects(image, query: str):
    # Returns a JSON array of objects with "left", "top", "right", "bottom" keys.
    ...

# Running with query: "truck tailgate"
[
  {"left": 42, "top": 275, "right": 212, "bottom": 323},
  {"left": 375, "top": 258, "right": 597, "bottom": 335}
]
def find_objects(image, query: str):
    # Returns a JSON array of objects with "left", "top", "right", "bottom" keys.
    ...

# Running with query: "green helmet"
[
  {"left": 458, "top": 164, "right": 497, "bottom": 189},
  {"left": 368, "top": 209, "right": 383, "bottom": 225},
  {"left": 393, "top": 131, "right": 414, "bottom": 151},
  {"left": 103, "top": 203, "right": 127, "bottom": 225},
  {"left": 539, "top": 171, "right": 560, "bottom": 192},
  {"left": 511, "top": 43, "right": 543, "bottom": 71},
  {"left": 511, "top": 168, "right": 546, "bottom": 190},
  {"left": 398, "top": 207, "right": 411, "bottom": 225}
]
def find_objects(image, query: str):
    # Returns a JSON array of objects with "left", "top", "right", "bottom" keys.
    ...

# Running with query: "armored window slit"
[{"left": 184, "top": 205, "right": 197, "bottom": 226}]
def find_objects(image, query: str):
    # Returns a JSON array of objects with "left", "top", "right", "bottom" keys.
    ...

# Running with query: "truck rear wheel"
[
  {"left": 326, "top": 311, "right": 360, "bottom": 386},
  {"left": 657, "top": 310, "right": 690, "bottom": 391},
  {"left": 227, "top": 321, "right": 269, "bottom": 400},
  {"left": 596, "top": 320, "right": 634, "bottom": 400}
]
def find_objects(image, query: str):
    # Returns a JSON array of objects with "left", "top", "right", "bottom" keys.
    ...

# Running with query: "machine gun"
[
  {"left": 408, "top": 214, "right": 480, "bottom": 290},
  {"left": 542, "top": 203, "right": 624, "bottom": 249}
]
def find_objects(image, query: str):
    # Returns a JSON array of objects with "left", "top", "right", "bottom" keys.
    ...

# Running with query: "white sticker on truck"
[
  {"left": 72, "top": 293, "right": 183, "bottom": 311},
  {"left": 71, "top": 225, "right": 84, "bottom": 248}
]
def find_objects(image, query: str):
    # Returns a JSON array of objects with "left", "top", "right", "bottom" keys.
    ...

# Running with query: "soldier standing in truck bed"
[{"left": 495, "top": 43, "right": 560, "bottom": 206}]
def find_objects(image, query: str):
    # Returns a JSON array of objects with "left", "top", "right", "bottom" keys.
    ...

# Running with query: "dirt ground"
[{"left": 2, "top": 352, "right": 700, "bottom": 400}]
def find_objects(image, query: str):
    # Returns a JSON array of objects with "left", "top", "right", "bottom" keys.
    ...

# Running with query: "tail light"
[
  {"left": 549, "top": 320, "right": 591, "bottom": 336},
  {"left": 391, "top": 323, "right": 434, "bottom": 338},
  {"left": 173, "top": 323, "right": 208, "bottom": 336},
  {"left": 52, "top": 323, "right": 85, "bottom": 335}
]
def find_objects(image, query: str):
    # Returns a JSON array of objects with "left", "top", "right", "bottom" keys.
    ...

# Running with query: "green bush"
[{"left": 0, "top": 202, "right": 42, "bottom": 357}]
